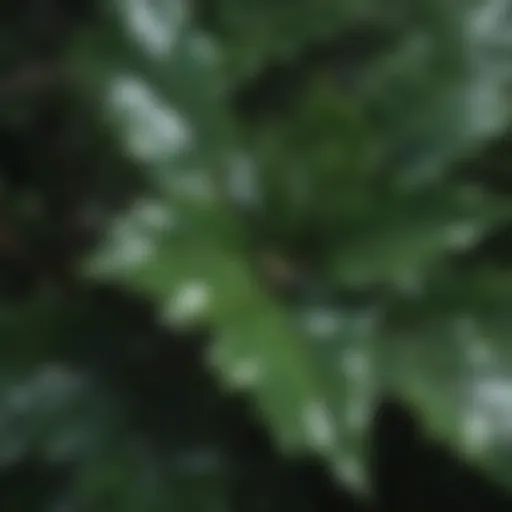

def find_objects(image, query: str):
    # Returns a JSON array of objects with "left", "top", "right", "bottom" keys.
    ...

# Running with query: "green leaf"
[{"left": 80, "top": 0, "right": 512, "bottom": 497}]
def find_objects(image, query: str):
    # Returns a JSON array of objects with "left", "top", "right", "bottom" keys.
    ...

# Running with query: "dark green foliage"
[{"left": 1, "top": 0, "right": 512, "bottom": 510}]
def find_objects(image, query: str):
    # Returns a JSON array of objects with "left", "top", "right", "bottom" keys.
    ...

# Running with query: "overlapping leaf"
[{"left": 80, "top": 0, "right": 512, "bottom": 498}]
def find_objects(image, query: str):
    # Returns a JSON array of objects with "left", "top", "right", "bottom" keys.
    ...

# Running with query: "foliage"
[{"left": 1, "top": 0, "right": 512, "bottom": 509}]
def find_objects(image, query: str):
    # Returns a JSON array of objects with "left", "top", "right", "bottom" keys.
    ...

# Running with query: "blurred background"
[{"left": 0, "top": 0, "right": 511, "bottom": 510}]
